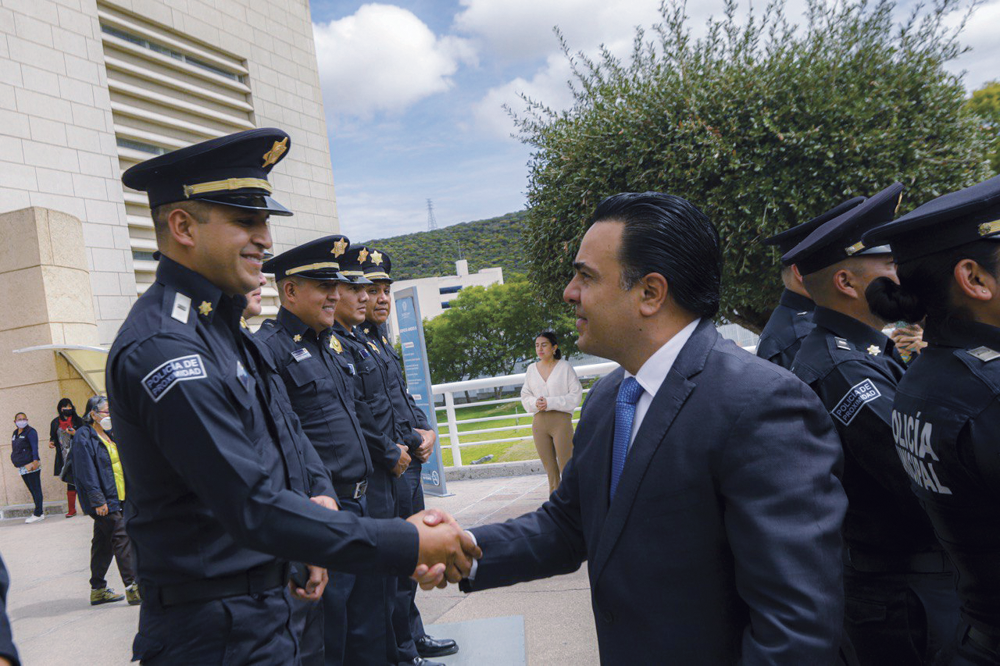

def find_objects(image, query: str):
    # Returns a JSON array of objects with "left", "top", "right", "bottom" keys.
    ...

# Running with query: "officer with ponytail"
[
  {"left": 785, "top": 183, "right": 960, "bottom": 664},
  {"left": 863, "top": 174, "right": 1000, "bottom": 665}
]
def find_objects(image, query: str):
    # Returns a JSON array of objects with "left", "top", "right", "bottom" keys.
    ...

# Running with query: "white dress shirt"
[
  {"left": 520, "top": 359, "right": 584, "bottom": 415},
  {"left": 624, "top": 318, "right": 701, "bottom": 450}
]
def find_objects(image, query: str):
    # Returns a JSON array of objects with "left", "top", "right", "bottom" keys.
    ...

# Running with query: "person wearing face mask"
[
  {"left": 48, "top": 398, "right": 83, "bottom": 517},
  {"left": 10, "top": 412, "right": 44, "bottom": 524},
  {"left": 71, "top": 395, "right": 140, "bottom": 606}
]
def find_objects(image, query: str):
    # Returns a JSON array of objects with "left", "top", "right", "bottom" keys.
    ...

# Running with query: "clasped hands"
[{"left": 407, "top": 508, "right": 481, "bottom": 590}]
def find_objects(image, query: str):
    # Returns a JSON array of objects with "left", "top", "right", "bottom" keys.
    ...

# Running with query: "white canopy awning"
[{"left": 13, "top": 344, "right": 109, "bottom": 395}]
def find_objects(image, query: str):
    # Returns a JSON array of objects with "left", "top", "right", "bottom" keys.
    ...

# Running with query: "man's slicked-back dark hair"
[{"left": 589, "top": 192, "right": 722, "bottom": 319}]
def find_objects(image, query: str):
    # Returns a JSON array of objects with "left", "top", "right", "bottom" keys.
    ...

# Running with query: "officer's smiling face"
[
  {"left": 335, "top": 283, "right": 370, "bottom": 328},
  {"left": 189, "top": 205, "right": 271, "bottom": 296},
  {"left": 563, "top": 221, "right": 641, "bottom": 361},
  {"left": 287, "top": 278, "right": 339, "bottom": 332},
  {"left": 365, "top": 283, "right": 392, "bottom": 324}
]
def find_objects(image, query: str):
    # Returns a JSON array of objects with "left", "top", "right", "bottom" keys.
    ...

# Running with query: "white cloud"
[
  {"left": 313, "top": 4, "right": 477, "bottom": 118},
  {"left": 473, "top": 53, "right": 577, "bottom": 138},
  {"left": 944, "top": 0, "right": 1000, "bottom": 91}
]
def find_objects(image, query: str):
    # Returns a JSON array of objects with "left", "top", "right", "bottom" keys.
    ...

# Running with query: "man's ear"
[
  {"left": 954, "top": 258, "right": 998, "bottom": 302},
  {"left": 166, "top": 207, "right": 199, "bottom": 249},
  {"left": 832, "top": 268, "right": 859, "bottom": 300},
  {"left": 281, "top": 279, "right": 296, "bottom": 303},
  {"left": 637, "top": 272, "right": 669, "bottom": 317},
  {"left": 791, "top": 263, "right": 805, "bottom": 287}
]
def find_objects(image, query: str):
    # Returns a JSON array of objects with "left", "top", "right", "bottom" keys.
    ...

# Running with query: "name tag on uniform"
[
  {"left": 347, "top": 363, "right": 356, "bottom": 376},
  {"left": 171, "top": 292, "right": 191, "bottom": 324},
  {"left": 236, "top": 361, "right": 252, "bottom": 393},
  {"left": 291, "top": 348, "right": 312, "bottom": 363}
]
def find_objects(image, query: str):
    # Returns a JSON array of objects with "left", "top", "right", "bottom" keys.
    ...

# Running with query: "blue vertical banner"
[{"left": 393, "top": 287, "right": 450, "bottom": 497}]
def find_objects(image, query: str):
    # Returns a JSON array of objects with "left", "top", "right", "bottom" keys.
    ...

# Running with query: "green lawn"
[{"left": 433, "top": 398, "right": 582, "bottom": 467}]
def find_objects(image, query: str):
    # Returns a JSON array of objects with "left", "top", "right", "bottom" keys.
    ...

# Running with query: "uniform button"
[
  {"left": 250, "top": 593, "right": 263, "bottom": 601},
  {"left": 601, "top": 610, "right": 613, "bottom": 624}
]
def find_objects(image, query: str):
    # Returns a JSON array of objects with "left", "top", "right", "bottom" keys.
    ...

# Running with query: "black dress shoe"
[
  {"left": 399, "top": 658, "right": 446, "bottom": 666},
  {"left": 415, "top": 635, "right": 459, "bottom": 658}
]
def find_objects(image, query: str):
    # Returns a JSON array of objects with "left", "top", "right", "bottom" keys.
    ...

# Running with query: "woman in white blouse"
[{"left": 521, "top": 331, "right": 583, "bottom": 493}]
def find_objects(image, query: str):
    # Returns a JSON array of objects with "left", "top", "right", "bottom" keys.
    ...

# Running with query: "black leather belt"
[
  {"left": 844, "top": 548, "right": 952, "bottom": 574},
  {"left": 142, "top": 561, "right": 289, "bottom": 608},
  {"left": 967, "top": 626, "right": 1000, "bottom": 654},
  {"left": 334, "top": 479, "right": 367, "bottom": 500}
]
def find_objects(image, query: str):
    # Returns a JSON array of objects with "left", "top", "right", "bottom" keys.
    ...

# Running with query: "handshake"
[{"left": 406, "top": 509, "right": 481, "bottom": 590}]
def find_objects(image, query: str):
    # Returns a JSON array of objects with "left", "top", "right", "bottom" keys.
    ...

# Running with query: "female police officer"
[{"left": 864, "top": 174, "right": 1000, "bottom": 665}]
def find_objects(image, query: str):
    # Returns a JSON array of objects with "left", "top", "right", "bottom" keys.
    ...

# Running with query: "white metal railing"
[{"left": 431, "top": 361, "right": 618, "bottom": 466}]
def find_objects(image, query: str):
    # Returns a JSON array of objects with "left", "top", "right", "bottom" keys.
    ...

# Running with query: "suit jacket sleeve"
[
  {"left": 71, "top": 429, "right": 107, "bottom": 510},
  {"left": 717, "top": 373, "right": 847, "bottom": 666},
  {"left": 460, "top": 450, "right": 588, "bottom": 592}
]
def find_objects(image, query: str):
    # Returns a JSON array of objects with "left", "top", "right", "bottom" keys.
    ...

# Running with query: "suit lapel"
[{"left": 590, "top": 320, "right": 717, "bottom": 580}]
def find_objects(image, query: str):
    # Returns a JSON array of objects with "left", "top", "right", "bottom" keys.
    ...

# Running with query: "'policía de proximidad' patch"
[
  {"left": 831, "top": 379, "right": 881, "bottom": 426},
  {"left": 142, "top": 354, "right": 208, "bottom": 402}
]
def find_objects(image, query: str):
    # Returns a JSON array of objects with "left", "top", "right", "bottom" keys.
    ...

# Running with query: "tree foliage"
[
  {"left": 514, "top": 0, "right": 991, "bottom": 331},
  {"left": 423, "top": 277, "right": 578, "bottom": 384},
  {"left": 965, "top": 80, "right": 1000, "bottom": 175},
  {"left": 363, "top": 211, "right": 529, "bottom": 281}
]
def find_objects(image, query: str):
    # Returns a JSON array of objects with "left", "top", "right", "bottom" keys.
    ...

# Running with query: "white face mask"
[
  {"left": 99, "top": 416, "right": 112, "bottom": 431},
  {"left": 14, "top": 420, "right": 28, "bottom": 429}
]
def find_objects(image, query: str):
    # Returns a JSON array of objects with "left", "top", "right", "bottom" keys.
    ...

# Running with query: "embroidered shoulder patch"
[
  {"left": 142, "top": 354, "right": 208, "bottom": 402},
  {"left": 831, "top": 378, "right": 881, "bottom": 426}
]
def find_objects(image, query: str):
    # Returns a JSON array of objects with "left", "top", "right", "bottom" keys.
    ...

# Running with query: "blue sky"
[{"left": 309, "top": 0, "right": 1000, "bottom": 240}]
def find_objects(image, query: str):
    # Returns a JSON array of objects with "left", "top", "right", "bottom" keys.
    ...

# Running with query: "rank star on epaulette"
[
  {"left": 198, "top": 301, "right": 213, "bottom": 316},
  {"left": 332, "top": 238, "right": 348, "bottom": 257},
  {"left": 329, "top": 336, "right": 343, "bottom": 354},
  {"left": 261, "top": 137, "right": 288, "bottom": 167},
  {"left": 382, "top": 335, "right": 388, "bottom": 345},
  {"left": 293, "top": 334, "right": 302, "bottom": 342},
  {"left": 240, "top": 317, "right": 250, "bottom": 330},
  {"left": 371, "top": 250, "right": 383, "bottom": 266},
  {"left": 867, "top": 344, "right": 881, "bottom": 356}
]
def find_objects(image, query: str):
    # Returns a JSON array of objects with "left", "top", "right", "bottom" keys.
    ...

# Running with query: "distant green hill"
[{"left": 362, "top": 211, "right": 529, "bottom": 280}]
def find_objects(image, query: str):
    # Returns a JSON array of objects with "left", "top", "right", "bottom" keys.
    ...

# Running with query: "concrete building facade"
[
  {"left": 1, "top": 0, "right": 338, "bottom": 509},
  {"left": 387, "top": 259, "right": 504, "bottom": 343}
]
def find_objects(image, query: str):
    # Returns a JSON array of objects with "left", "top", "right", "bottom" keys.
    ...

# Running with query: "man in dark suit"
[{"left": 457, "top": 192, "right": 849, "bottom": 664}]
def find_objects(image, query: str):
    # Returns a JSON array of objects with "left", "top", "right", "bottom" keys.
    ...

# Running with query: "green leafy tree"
[
  {"left": 424, "top": 277, "right": 577, "bottom": 385},
  {"left": 514, "top": 0, "right": 990, "bottom": 331},
  {"left": 966, "top": 81, "right": 1000, "bottom": 174}
]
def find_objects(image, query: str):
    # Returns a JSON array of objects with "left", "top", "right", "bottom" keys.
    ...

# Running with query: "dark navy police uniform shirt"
[
  {"left": 893, "top": 318, "right": 1000, "bottom": 635},
  {"left": 791, "top": 307, "right": 942, "bottom": 556},
  {"left": 255, "top": 308, "right": 373, "bottom": 484},
  {"left": 756, "top": 289, "right": 816, "bottom": 370},
  {"left": 360, "top": 322, "right": 429, "bottom": 451},
  {"left": 106, "top": 257, "right": 418, "bottom": 587}
]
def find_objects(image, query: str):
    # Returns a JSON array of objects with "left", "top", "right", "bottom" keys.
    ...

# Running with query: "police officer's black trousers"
[
  {"left": 322, "top": 496, "right": 389, "bottom": 666},
  {"left": 290, "top": 587, "right": 324, "bottom": 666},
  {"left": 844, "top": 565, "right": 960, "bottom": 665},
  {"left": 393, "top": 463, "right": 427, "bottom": 661},
  {"left": 133, "top": 586, "right": 299, "bottom": 664},
  {"left": 90, "top": 511, "right": 135, "bottom": 590}
]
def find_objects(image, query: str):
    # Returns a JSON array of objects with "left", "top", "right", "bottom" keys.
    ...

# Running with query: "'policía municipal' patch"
[
  {"left": 831, "top": 378, "right": 881, "bottom": 426},
  {"left": 142, "top": 354, "right": 208, "bottom": 402}
]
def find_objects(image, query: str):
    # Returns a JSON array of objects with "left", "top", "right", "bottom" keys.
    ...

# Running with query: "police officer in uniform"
[
  {"left": 863, "top": 174, "right": 1000, "bottom": 665},
  {"left": 757, "top": 197, "right": 866, "bottom": 368},
  {"left": 356, "top": 248, "right": 460, "bottom": 663},
  {"left": 256, "top": 236, "right": 391, "bottom": 666},
  {"left": 108, "top": 128, "right": 479, "bottom": 664},
  {"left": 786, "top": 183, "right": 960, "bottom": 664}
]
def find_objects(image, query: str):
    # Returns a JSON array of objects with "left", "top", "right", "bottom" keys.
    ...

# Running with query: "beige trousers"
[{"left": 532, "top": 410, "right": 575, "bottom": 494}]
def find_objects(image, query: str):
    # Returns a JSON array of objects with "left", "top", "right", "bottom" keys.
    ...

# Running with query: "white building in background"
[
  {"left": 1, "top": 0, "right": 339, "bottom": 344},
  {"left": 386, "top": 260, "right": 504, "bottom": 342}
]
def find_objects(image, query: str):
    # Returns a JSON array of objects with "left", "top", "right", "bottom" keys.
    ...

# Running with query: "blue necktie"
[{"left": 610, "top": 377, "right": 643, "bottom": 502}]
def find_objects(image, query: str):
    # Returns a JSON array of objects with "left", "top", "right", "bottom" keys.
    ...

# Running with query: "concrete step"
[{"left": 0, "top": 500, "right": 69, "bottom": 520}]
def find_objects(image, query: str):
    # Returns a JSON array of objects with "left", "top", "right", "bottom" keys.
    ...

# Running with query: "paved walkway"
[{"left": 0, "top": 475, "right": 598, "bottom": 665}]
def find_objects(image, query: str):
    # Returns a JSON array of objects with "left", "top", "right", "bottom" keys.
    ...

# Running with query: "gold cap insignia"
[
  {"left": 332, "top": 238, "right": 348, "bottom": 257},
  {"left": 198, "top": 301, "right": 213, "bottom": 316},
  {"left": 371, "top": 250, "right": 383, "bottom": 266},
  {"left": 293, "top": 334, "right": 302, "bottom": 342},
  {"left": 330, "top": 336, "right": 343, "bottom": 354},
  {"left": 262, "top": 137, "right": 288, "bottom": 168},
  {"left": 867, "top": 344, "right": 881, "bottom": 356},
  {"left": 894, "top": 191, "right": 903, "bottom": 215},
  {"left": 358, "top": 248, "right": 369, "bottom": 263}
]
